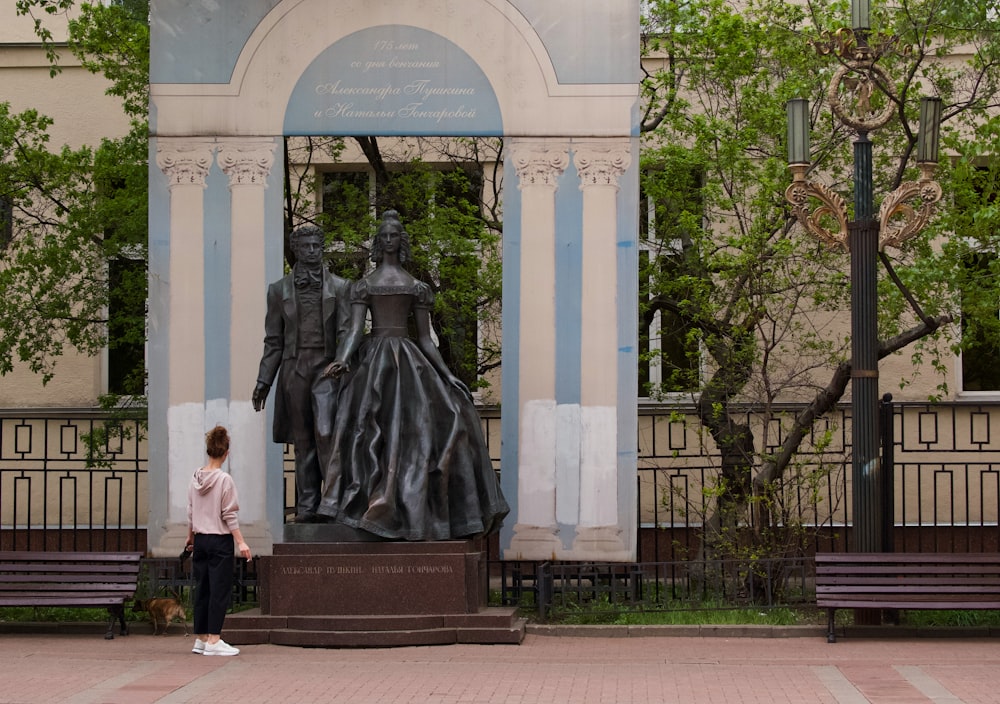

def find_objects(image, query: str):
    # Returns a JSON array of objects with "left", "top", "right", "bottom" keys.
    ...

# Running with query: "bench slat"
[
  {"left": 0, "top": 595, "right": 132, "bottom": 606},
  {"left": 0, "top": 551, "right": 142, "bottom": 562},
  {"left": 816, "top": 553, "right": 1000, "bottom": 564},
  {"left": 816, "top": 584, "right": 1000, "bottom": 596},
  {"left": 818, "top": 579, "right": 1000, "bottom": 588},
  {"left": 820, "top": 599, "right": 1000, "bottom": 610},
  {"left": 0, "top": 584, "right": 137, "bottom": 593},
  {"left": 0, "top": 563, "right": 143, "bottom": 575},
  {"left": 0, "top": 574, "right": 141, "bottom": 584},
  {"left": 817, "top": 566, "right": 1000, "bottom": 576}
]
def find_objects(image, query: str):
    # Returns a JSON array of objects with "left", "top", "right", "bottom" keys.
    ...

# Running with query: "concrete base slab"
[{"left": 224, "top": 607, "right": 526, "bottom": 647}]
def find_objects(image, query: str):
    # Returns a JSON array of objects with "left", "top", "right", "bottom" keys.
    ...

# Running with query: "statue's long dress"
[{"left": 317, "top": 279, "right": 509, "bottom": 540}]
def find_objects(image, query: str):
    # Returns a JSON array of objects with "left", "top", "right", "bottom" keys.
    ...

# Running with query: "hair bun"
[{"left": 205, "top": 425, "right": 230, "bottom": 458}]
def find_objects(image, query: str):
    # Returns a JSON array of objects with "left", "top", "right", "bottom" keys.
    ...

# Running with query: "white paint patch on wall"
[
  {"left": 228, "top": 399, "right": 268, "bottom": 523},
  {"left": 579, "top": 404, "right": 618, "bottom": 526},
  {"left": 555, "top": 403, "right": 581, "bottom": 525},
  {"left": 205, "top": 397, "right": 229, "bottom": 431},
  {"left": 167, "top": 402, "right": 206, "bottom": 523},
  {"left": 518, "top": 398, "right": 557, "bottom": 524}
]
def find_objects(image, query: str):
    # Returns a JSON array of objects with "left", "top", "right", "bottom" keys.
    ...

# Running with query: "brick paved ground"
[{"left": 1, "top": 628, "right": 998, "bottom": 703}]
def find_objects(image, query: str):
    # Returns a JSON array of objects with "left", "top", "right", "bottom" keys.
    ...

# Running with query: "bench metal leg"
[
  {"left": 827, "top": 608, "right": 837, "bottom": 643},
  {"left": 104, "top": 609, "right": 116, "bottom": 640},
  {"left": 105, "top": 605, "right": 128, "bottom": 640}
]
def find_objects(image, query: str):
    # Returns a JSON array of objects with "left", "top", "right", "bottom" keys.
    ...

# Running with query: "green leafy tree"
[
  {"left": 2, "top": 0, "right": 148, "bottom": 387},
  {"left": 640, "top": 0, "right": 1000, "bottom": 560}
]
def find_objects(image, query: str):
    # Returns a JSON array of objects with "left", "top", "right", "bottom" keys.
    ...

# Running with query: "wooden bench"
[
  {"left": 0, "top": 551, "right": 143, "bottom": 639},
  {"left": 815, "top": 552, "right": 1000, "bottom": 642}
]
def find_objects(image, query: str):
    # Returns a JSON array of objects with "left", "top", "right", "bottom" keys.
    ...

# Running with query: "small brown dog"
[{"left": 133, "top": 597, "right": 188, "bottom": 636}]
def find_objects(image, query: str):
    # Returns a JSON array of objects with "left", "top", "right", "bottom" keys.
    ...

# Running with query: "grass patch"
[
  {"left": 0, "top": 606, "right": 122, "bottom": 623},
  {"left": 0, "top": 599, "right": 254, "bottom": 624},
  {"left": 548, "top": 600, "right": 817, "bottom": 626},
  {"left": 609, "top": 607, "right": 807, "bottom": 626},
  {"left": 545, "top": 601, "right": 1000, "bottom": 629},
  {"left": 898, "top": 609, "right": 1000, "bottom": 628}
]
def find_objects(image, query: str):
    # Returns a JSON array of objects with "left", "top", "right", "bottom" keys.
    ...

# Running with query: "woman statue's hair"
[
  {"left": 205, "top": 425, "right": 230, "bottom": 459},
  {"left": 371, "top": 209, "right": 411, "bottom": 264}
]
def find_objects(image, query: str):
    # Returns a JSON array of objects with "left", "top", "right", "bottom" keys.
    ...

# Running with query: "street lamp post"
[{"left": 784, "top": 2, "right": 943, "bottom": 560}]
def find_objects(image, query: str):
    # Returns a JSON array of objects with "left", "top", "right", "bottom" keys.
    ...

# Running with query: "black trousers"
[
  {"left": 192, "top": 533, "right": 234, "bottom": 635},
  {"left": 281, "top": 348, "right": 327, "bottom": 516}
]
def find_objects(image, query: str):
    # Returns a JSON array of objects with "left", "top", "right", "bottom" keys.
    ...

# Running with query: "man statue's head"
[{"left": 290, "top": 225, "right": 325, "bottom": 268}]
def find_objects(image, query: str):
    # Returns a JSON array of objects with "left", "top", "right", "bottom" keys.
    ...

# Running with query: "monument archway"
[{"left": 149, "top": 0, "right": 639, "bottom": 561}]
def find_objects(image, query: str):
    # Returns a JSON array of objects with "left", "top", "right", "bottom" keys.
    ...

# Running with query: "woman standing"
[
  {"left": 316, "top": 210, "right": 508, "bottom": 541},
  {"left": 185, "top": 425, "right": 252, "bottom": 656}
]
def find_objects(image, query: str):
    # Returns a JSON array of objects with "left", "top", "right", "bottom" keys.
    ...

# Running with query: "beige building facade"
[
  {"left": 2, "top": 2, "right": 997, "bottom": 553},
  {"left": 1, "top": 8, "right": 132, "bottom": 408}
]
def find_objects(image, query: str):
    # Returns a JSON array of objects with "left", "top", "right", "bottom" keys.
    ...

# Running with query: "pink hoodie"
[{"left": 187, "top": 468, "right": 241, "bottom": 536}]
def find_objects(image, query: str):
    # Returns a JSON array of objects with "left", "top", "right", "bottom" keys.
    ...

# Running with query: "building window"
[
  {"left": 960, "top": 252, "right": 1000, "bottom": 392},
  {"left": 107, "top": 256, "right": 147, "bottom": 395},
  {"left": 638, "top": 169, "right": 702, "bottom": 399},
  {"left": 958, "top": 164, "right": 1000, "bottom": 393}
]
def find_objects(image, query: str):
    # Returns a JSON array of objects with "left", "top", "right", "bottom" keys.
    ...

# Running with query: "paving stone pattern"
[{"left": 0, "top": 628, "right": 998, "bottom": 703}]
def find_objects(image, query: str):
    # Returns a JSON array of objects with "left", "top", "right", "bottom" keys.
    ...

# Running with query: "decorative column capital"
[
  {"left": 155, "top": 139, "right": 216, "bottom": 189},
  {"left": 217, "top": 140, "right": 277, "bottom": 188},
  {"left": 572, "top": 139, "right": 632, "bottom": 190},
  {"left": 509, "top": 139, "right": 570, "bottom": 190}
]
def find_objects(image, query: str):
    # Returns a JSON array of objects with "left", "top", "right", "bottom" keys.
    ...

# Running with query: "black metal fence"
[
  {"left": 631, "top": 399, "right": 1000, "bottom": 561},
  {"left": 4, "top": 402, "right": 1000, "bottom": 614},
  {"left": 140, "top": 555, "right": 260, "bottom": 609},
  {"left": 0, "top": 409, "right": 146, "bottom": 552},
  {"left": 532, "top": 557, "right": 812, "bottom": 619}
]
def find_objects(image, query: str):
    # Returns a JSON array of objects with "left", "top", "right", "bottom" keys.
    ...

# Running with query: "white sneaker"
[
  {"left": 202, "top": 639, "right": 239, "bottom": 656},
  {"left": 191, "top": 638, "right": 206, "bottom": 654}
]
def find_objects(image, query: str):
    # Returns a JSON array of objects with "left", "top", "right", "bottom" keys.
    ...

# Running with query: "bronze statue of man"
[{"left": 253, "top": 225, "right": 351, "bottom": 523}]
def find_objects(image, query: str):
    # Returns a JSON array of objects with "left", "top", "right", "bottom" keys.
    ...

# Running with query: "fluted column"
[
  {"left": 217, "top": 138, "right": 276, "bottom": 533},
  {"left": 571, "top": 138, "right": 631, "bottom": 557},
  {"left": 506, "top": 138, "right": 569, "bottom": 558},
  {"left": 154, "top": 139, "right": 215, "bottom": 539}
]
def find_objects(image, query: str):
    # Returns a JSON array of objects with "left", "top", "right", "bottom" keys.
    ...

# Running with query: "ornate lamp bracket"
[
  {"left": 878, "top": 162, "right": 943, "bottom": 250},
  {"left": 785, "top": 163, "right": 850, "bottom": 251},
  {"left": 788, "top": 26, "right": 937, "bottom": 255}
]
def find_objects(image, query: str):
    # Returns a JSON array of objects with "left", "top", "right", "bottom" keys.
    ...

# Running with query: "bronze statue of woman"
[{"left": 316, "top": 210, "right": 508, "bottom": 540}]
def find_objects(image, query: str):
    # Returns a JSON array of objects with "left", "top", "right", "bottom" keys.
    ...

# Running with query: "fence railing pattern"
[
  {"left": 0, "top": 410, "right": 146, "bottom": 552},
  {"left": 633, "top": 400, "right": 1000, "bottom": 561},
  {"left": 4, "top": 402, "right": 1000, "bottom": 561}
]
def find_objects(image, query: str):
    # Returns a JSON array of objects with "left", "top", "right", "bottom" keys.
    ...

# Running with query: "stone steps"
[{"left": 224, "top": 606, "right": 526, "bottom": 647}]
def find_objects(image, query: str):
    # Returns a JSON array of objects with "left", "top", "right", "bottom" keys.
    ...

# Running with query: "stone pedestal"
[
  {"left": 263, "top": 541, "right": 486, "bottom": 616},
  {"left": 225, "top": 540, "right": 525, "bottom": 647}
]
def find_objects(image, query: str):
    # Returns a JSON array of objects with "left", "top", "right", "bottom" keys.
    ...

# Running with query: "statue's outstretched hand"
[{"left": 252, "top": 382, "right": 269, "bottom": 412}]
